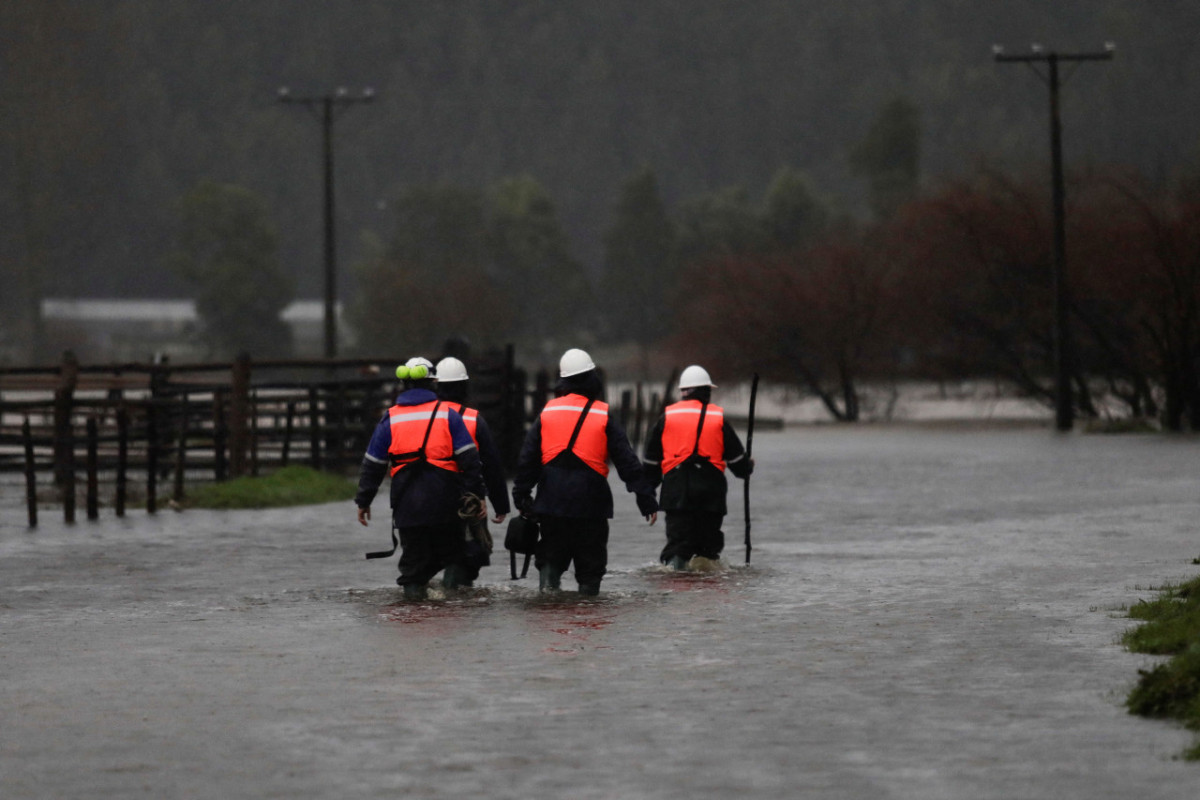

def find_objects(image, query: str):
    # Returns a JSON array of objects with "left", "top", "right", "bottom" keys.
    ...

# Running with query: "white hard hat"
[
  {"left": 396, "top": 356, "right": 435, "bottom": 381},
  {"left": 435, "top": 356, "right": 468, "bottom": 383},
  {"left": 679, "top": 365, "right": 716, "bottom": 390},
  {"left": 559, "top": 348, "right": 596, "bottom": 377}
]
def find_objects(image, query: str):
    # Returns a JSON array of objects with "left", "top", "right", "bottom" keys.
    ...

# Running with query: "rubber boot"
[
  {"left": 402, "top": 583, "right": 428, "bottom": 601},
  {"left": 538, "top": 564, "right": 562, "bottom": 592},
  {"left": 669, "top": 555, "right": 689, "bottom": 571},
  {"left": 577, "top": 582, "right": 600, "bottom": 597},
  {"left": 442, "top": 565, "right": 463, "bottom": 591}
]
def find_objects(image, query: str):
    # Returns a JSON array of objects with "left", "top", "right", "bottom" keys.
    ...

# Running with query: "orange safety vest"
[
  {"left": 446, "top": 402, "right": 479, "bottom": 443},
  {"left": 539, "top": 394, "right": 610, "bottom": 476},
  {"left": 387, "top": 400, "right": 460, "bottom": 476},
  {"left": 660, "top": 399, "right": 726, "bottom": 473}
]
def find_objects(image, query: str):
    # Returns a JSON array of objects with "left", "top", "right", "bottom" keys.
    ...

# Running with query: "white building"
[{"left": 39, "top": 298, "right": 349, "bottom": 361}]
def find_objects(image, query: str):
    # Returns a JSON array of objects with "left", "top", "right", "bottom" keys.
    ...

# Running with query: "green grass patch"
[
  {"left": 185, "top": 466, "right": 357, "bottom": 509},
  {"left": 1123, "top": 574, "right": 1200, "bottom": 759}
]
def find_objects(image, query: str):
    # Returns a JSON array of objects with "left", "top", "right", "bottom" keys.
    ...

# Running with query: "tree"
[
  {"left": 347, "top": 183, "right": 510, "bottom": 355},
  {"left": 761, "top": 167, "right": 832, "bottom": 254},
  {"left": 601, "top": 167, "right": 678, "bottom": 362},
  {"left": 485, "top": 175, "right": 588, "bottom": 350},
  {"left": 676, "top": 186, "right": 767, "bottom": 266},
  {"left": 675, "top": 231, "right": 897, "bottom": 422},
  {"left": 885, "top": 169, "right": 1200, "bottom": 428},
  {"left": 383, "top": 184, "right": 488, "bottom": 277},
  {"left": 169, "top": 181, "right": 293, "bottom": 358},
  {"left": 0, "top": 1, "right": 107, "bottom": 361},
  {"left": 1070, "top": 174, "right": 1200, "bottom": 429},
  {"left": 850, "top": 97, "right": 921, "bottom": 222},
  {"left": 885, "top": 174, "right": 1066, "bottom": 405}
]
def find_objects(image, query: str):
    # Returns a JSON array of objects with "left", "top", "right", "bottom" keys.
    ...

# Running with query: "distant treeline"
[
  {"left": 3, "top": 1, "right": 1198, "bottom": 299},
  {"left": 5, "top": 2, "right": 1200, "bottom": 428}
]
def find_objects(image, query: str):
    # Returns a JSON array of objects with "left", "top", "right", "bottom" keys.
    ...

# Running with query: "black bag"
[
  {"left": 504, "top": 515, "right": 538, "bottom": 580},
  {"left": 504, "top": 515, "right": 540, "bottom": 555}
]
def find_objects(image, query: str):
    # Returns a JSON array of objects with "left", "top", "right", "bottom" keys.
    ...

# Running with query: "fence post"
[
  {"left": 533, "top": 368, "right": 550, "bottom": 417},
  {"left": 633, "top": 382, "right": 646, "bottom": 449},
  {"left": 619, "top": 389, "right": 633, "bottom": 431},
  {"left": 333, "top": 383, "right": 347, "bottom": 471},
  {"left": 86, "top": 416, "right": 99, "bottom": 520},
  {"left": 23, "top": 417, "right": 37, "bottom": 528},
  {"left": 146, "top": 400, "right": 158, "bottom": 514},
  {"left": 229, "top": 353, "right": 251, "bottom": 478},
  {"left": 505, "top": 361, "right": 526, "bottom": 471},
  {"left": 173, "top": 395, "right": 188, "bottom": 503},
  {"left": 281, "top": 400, "right": 295, "bottom": 467},
  {"left": 308, "top": 386, "right": 322, "bottom": 469},
  {"left": 63, "top": 421, "right": 76, "bottom": 524},
  {"left": 213, "top": 389, "right": 228, "bottom": 482},
  {"left": 53, "top": 350, "right": 79, "bottom": 487},
  {"left": 115, "top": 405, "right": 128, "bottom": 517},
  {"left": 250, "top": 390, "right": 260, "bottom": 477}
]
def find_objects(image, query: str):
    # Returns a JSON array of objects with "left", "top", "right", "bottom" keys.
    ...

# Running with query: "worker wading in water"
[
  {"left": 642, "top": 365, "right": 753, "bottom": 570},
  {"left": 435, "top": 356, "right": 510, "bottom": 587},
  {"left": 355, "top": 356, "right": 486, "bottom": 600},
  {"left": 512, "top": 348, "right": 659, "bottom": 595}
]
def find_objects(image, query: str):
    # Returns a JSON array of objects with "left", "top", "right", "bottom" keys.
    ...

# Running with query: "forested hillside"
[{"left": 3, "top": 1, "right": 1200, "bottom": 364}]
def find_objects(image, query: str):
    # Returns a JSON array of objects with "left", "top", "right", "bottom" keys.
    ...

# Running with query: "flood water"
[{"left": 2, "top": 425, "right": 1199, "bottom": 799}]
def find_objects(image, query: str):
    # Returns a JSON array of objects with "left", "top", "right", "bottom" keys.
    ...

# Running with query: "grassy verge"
[
  {"left": 1122, "top": 573, "right": 1200, "bottom": 760},
  {"left": 185, "top": 465, "right": 357, "bottom": 509}
]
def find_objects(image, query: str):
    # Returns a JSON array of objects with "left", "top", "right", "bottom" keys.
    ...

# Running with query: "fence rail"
[{"left": 1, "top": 348, "right": 674, "bottom": 527}]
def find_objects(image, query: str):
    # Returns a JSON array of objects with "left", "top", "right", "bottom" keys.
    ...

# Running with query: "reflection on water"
[
  {"left": 641, "top": 558, "right": 745, "bottom": 595},
  {"left": 528, "top": 599, "right": 620, "bottom": 655},
  {"left": 379, "top": 600, "right": 471, "bottom": 626},
  {"left": 8, "top": 429, "right": 1200, "bottom": 798}
]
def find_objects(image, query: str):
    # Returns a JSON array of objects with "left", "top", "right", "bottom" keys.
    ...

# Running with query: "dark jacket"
[
  {"left": 355, "top": 388, "right": 485, "bottom": 527},
  {"left": 442, "top": 402, "right": 511, "bottom": 516},
  {"left": 642, "top": 412, "right": 751, "bottom": 515},
  {"left": 512, "top": 401, "right": 658, "bottom": 520}
]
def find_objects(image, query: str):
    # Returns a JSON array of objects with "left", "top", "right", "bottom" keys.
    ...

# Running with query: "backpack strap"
[
  {"left": 366, "top": 522, "right": 400, "bottom": 560},
  {"left": 509, "top": 550, "right": 533, "bottom": 580},
  {"left": 565, "top": 397, "right": 596, "bottom": 455},
  {"left": 690, "top": 401, "right": 709, "bottom": 458},
  {"left": 387, "top": 401, "right": 442, "bottom": 470}
]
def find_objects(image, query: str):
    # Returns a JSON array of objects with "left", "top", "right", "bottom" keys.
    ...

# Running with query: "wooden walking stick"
[{"left": 744, "top": 373, "right": 759, "bottom": 564}]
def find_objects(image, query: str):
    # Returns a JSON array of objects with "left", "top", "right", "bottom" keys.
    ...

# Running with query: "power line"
[
  {"left": 278, "top": 86, "right": 376, "bottom": 359},
  {"left": 993, "top": 43, "right": 1114, "bottom": 432}
]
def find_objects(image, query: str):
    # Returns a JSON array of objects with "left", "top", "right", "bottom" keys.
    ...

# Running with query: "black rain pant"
[
  {"left": 457, "top": 519, "right": 492, "bottom": 584},
  {"left": 396, "top": 522, "right": 465, "bottom": 588},
  {"left": 660, "top": 510, "right": 725, "bottom": 564},
  {"left": 535, "top": 516, "right": 609, "bottom": 589}
]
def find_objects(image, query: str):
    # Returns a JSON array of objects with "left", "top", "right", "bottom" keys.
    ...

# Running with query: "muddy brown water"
[{"left": 2, "top": 426, "right": 1199, "bottom": 799}]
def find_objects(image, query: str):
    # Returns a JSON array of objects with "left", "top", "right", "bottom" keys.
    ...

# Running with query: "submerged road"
[{"left": 1, "top": 426, "right": 1198, "bottom": 799}]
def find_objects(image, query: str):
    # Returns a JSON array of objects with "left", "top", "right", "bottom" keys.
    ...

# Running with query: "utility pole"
[
  {"left": 278, "top": 86, "right": 375, "bottom": 359},
  {"left": 993, "top": 44, "right": 1113, "bottom": 432}
]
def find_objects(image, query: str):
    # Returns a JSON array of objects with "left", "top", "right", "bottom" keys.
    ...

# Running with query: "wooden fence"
[{"left": 0, "top": 348, "right": 673, "bottom": 527}]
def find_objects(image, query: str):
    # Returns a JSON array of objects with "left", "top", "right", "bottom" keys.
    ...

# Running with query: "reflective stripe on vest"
[
  {"left": 387, "top": 401, "right": 460, "bottom": 476},
  {"left": 539, "top": 394, "right": 610, "bottom": 476},
  {"left": 661, "top": 400, "right": 726, "bottom": 473},
  {"left": 448, "top": 403, "right": 479, "bottom": 443}
]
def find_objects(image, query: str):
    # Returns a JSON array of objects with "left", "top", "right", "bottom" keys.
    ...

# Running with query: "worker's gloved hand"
[
  {"left": 514, "top": 493, "right": 533, "bottom": 515},
  {"left": 636, "top": 493, "right": 659, "bottom": 518}
]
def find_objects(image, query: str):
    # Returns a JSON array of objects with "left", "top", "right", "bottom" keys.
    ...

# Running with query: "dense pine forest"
[
  {"left": 4, "top": 2, "right": 1200, "bottom": 425},
  {"left": 5, "top": 2, "right": 1196, "bottom": 291}
]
